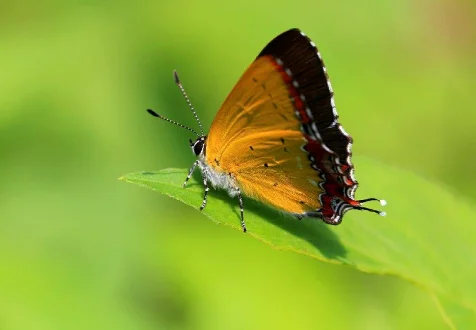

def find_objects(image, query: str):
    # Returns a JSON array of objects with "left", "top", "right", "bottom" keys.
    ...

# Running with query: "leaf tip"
[{"left": 118, "top": 175, "right": 129, "bottom": 182}]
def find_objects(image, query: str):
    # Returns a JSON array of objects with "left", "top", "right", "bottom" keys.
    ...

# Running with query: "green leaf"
[
  {"left": 120, "top": 157, "right": 476, "bottom": 328},
  {"left": 433, "top": 295, "right": 476, "bottom": 330}
]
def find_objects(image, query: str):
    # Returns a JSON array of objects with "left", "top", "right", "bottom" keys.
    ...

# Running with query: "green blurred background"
[{"left": 1, "top": 0, "right": 474, "bottom": 329}]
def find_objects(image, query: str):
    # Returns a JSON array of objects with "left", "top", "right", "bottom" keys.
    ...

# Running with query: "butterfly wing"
[
  {"left": 206, "top": 29, "right": 359, "bottom": 223},
  {"left": 207, "top": 55, "right": 325, "bottom": 215}
]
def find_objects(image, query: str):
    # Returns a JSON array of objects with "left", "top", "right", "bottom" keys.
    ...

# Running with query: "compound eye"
[{"left": 193, "top": 140, "right": 204, "bottom": 156}]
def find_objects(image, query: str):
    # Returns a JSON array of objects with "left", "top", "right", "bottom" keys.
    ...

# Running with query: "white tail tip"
[
  {"left": 379, "top": 211, "right": 387, "bottom": 217},
  {"left": 380, "top": 199, "right": 387, "bottom": 206}
]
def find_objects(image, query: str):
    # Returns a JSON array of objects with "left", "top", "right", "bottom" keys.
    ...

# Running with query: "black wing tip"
[
  {"left": 258, "top": 28, "right": 307, "bottom": 58},
  {"left": 279, "top": 27, "right": 302, "bottom": 35}
]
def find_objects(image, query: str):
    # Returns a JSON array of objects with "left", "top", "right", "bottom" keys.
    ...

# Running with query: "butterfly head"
[{"left": 189, "top": 136, "right": 207, "bottom": 156}]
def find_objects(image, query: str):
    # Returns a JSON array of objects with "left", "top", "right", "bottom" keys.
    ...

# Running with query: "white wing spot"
[
  {"left": 349, "top": 169, "right": 356, "bottom": 181},
  {"left": 311, "top": 122, "right": 321, "bottom": 140},
  {"left": 305, "top": 107, "right": 313, "bottom": 119},
  {"left": 338, "top": 125, "right": 350, "bottom": 137}
]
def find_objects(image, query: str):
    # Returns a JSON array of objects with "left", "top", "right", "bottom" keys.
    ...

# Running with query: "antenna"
[
  {"left": 147, "top": 109, "right": 199, "bottom": 136},
  {"left": 173, "top": 70, "right": 205, "bottom": 136}
]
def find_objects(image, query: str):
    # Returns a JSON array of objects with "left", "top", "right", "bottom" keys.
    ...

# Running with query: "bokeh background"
[{"left": 1, "top": 0, "right": 474, "bottom": 329}]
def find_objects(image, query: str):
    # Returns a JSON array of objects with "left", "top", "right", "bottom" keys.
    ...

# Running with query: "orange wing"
[
  {"left": 206, "top": 55, "right": 324, "bottom": 214},
  {"left": 205, "top": 29, "right": 383, "bottom": 223}
]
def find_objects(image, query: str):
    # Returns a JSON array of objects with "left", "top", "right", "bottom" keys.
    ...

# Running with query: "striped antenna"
[
  {"left": 173, "top": 70, "right": 205, "bottom": 136},
  {"left": 147, "top": 109, "right": 199, "bottom": 136}
]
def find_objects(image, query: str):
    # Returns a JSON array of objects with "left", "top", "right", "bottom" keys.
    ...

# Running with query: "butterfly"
[{"left": 148, "top": 28, "right": 386, "bottom": 232}]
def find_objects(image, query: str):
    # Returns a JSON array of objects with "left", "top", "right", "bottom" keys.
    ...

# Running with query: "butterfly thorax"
[{"left": 191, "top": 136, "right": 240, "bottom": 198}]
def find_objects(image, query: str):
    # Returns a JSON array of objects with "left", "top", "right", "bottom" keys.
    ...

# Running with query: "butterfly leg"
[
  {"left": 183, "top": 160, "right": 199, "bottom": 188},
  {"left": 236, "top": 188, "right": 247, "bottom": 233},
  {"left": 199, "top": 169, "right": 209, "bottom": 211}
]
